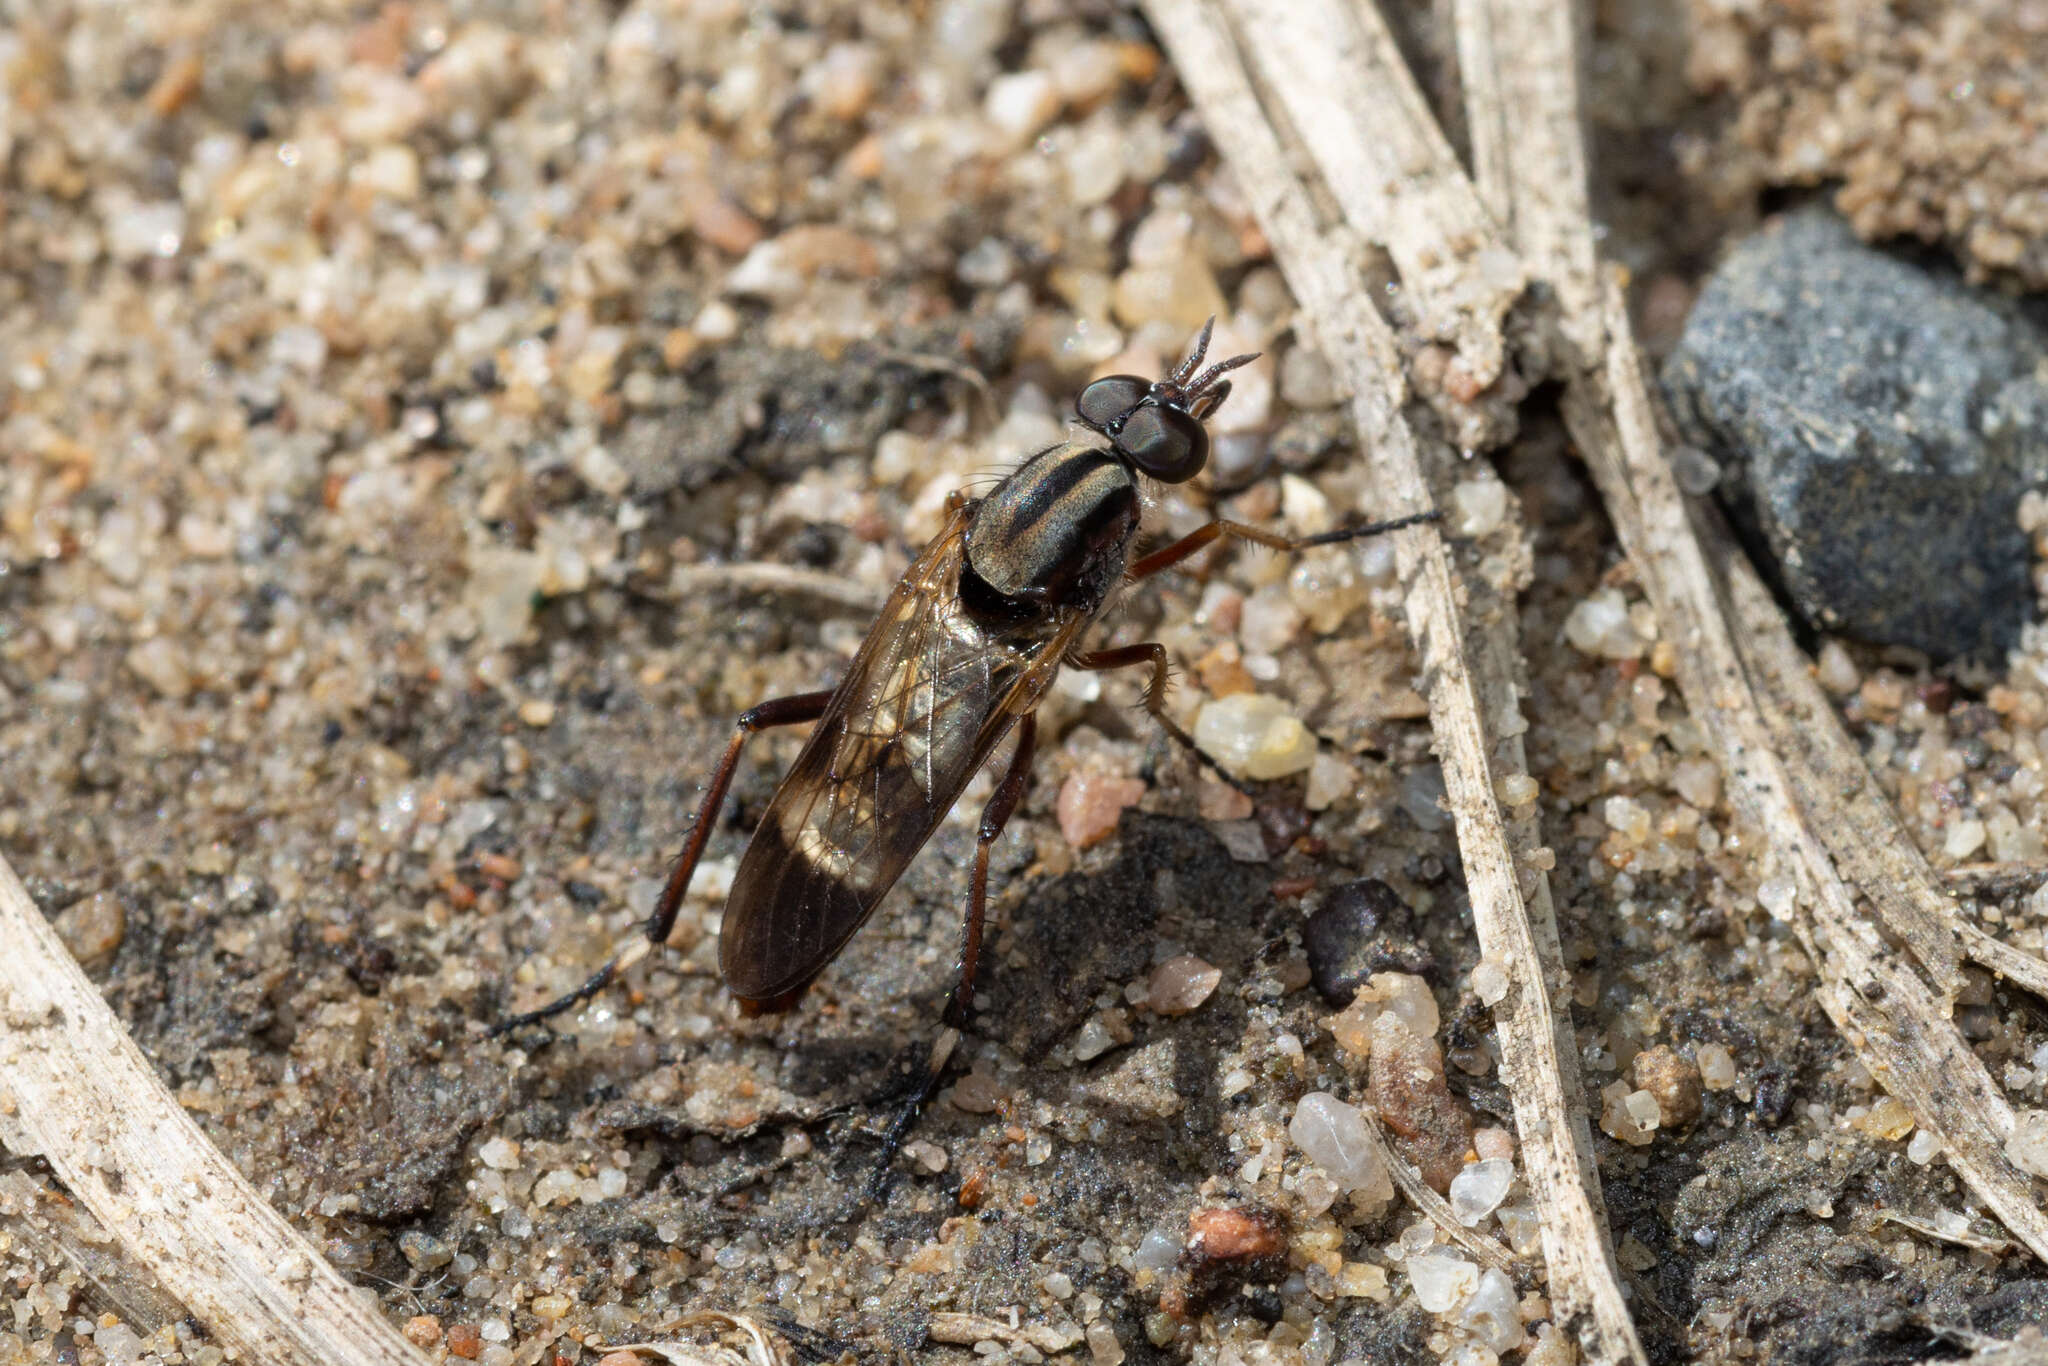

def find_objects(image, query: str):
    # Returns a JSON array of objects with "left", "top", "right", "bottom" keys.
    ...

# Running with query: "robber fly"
[{"left": 496, "top": 321, "right": 1432, "bottom": 1161}]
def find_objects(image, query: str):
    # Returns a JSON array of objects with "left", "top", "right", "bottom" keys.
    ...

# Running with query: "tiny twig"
[
  {"left": 595, "top": 1310, "right": 799, "bottom": 1366},
  {"left": 929, "top": 1313, "right": 1088, "bottom": 1355},
  {"left": 1942, "top": 860, "right": 2048, "bottom": 898},
  {"left": 668, "top": 561, "right": 886, "bottom": 613},
  {"left": 872, "top": 346, "right": 1000, "bottom": 429},
  {"left": 1225, "top": 0, "right": 1522, "bottom": 391},
  {"left": 1913, "top": 1325, "right": 2048, "bottom": 1366},
  {"left": 1357, "top": 1108, "right": 1521, "bottom": 1275},
  {"left": 1877, "top": 1209, "right": 2016, "bottom": 1256}
]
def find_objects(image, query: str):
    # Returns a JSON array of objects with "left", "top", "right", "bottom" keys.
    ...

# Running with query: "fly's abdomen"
[{"left": 715, "top": 531, "right": 1048, "bottom": 1008}]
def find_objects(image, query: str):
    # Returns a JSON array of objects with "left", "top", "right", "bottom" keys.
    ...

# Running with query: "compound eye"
[
  {"left": 1117, "top": 404, "right": 1208, "bottom": 482},
  {"left": 1076, "top": 375, "right": 1150, "bottom": 431}
]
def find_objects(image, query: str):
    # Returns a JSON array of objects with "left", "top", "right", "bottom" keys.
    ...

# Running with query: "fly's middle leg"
[
  {"left": 866, "top": 712, "right": 1039, "bottom": 1202},
  {"left": 489, "top": 688, "right": 834, "bottom": 1037},
  {"left": 1070, "top": 642, "right": 1251, "bottom": 795},
  {"left": 1099, "top": 511, "right": 1437, "bottom": 791},
  {"left": 948, "top": 711, "right": 1038, "bottom": 1029}
]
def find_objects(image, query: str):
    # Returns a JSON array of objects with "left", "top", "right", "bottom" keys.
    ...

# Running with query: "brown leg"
[
  {"left": 868, "top": 715, "right": 1038, "bottom": 1202},
  {"left": 645, "top": 690, "right": 835, "bottom": 945},
  {"left": 1071, "top": 642, "right": 1249, "bottom": 794},
  {"left": 490, "top": 689, "right": 834, "bottom": 1037},
  {"left": 947, "top": 712, "right": 1038, "bottom": 1028},
  {"left": 1126, "top": 510, "right": 1439, "bottom": 582}
]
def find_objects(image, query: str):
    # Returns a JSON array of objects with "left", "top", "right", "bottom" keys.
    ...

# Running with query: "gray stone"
[{"left": 1663, "top": 207, "right": 2048, "bottom": 660}]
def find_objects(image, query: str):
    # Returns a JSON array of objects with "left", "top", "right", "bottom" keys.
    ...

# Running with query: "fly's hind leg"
[
  {"left": 643, "top": 690, "right": 837, "bottom": 950},
  {"left": 489, "top": 689, "right": 834, "bottom": 1038},
  {"left": 865, "top": 712, "right": 1038, "bottom": 1202}
]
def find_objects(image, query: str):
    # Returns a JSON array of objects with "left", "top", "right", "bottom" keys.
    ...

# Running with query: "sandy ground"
[{"left": 4, "top": 2, "right": 2048, "bottom": 1364}]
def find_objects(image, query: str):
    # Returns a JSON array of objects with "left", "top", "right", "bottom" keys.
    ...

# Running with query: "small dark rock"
[
  {"left": 1270, "top": 410, "right": 1349, "bottom": 473},
  {"left": 1254, "top": 796, "right": 1311, "bottom": 856},
  {"left": 1753, "top": 1066, "right": 1794, "bottom": 1127},
  {"left": 1948, "top": 702, "right": 1999, "bottom": 737},
  {"left": 1234, "top": 1285, "right": 1286, "bottom": 1324},
  {"left": 1303, "top": 879, "right": 1434, "bottom": 1005},
  {"left": 758, "top": 1310, "right": 854, "bottom": 1364},
  {"left": 224, "top": 876, "right": 275, "bottom": 916},
  {"left": 1663, "top": 207, "right": 2048, "bottom": 660},
  {"left": 786, "top": 522, "right": 838, "bottom": 567},
  {"left": 1688, "top": 901, "right": 1729, "bottom": 940},
  {"left": 346, "top": 939, "right": 399, "bottom": 994},
  {"left": 23, "top": 875, "right": 79, "bottom": 916}
]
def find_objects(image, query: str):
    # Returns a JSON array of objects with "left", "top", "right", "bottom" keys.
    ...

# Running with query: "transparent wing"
[{"left": 718, "top": 510, "right": 1085, "bottom": 1006}]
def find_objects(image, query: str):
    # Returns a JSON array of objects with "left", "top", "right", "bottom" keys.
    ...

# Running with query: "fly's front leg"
[
  {"left": 867, "top": 713, "right": 1039, "bottom": 1202},
  {"left": 1100, "top": 510, "right": 1438, "bottom": 792},
  {"left": 1125, "top": 510, "right": 1440, "bottom": 582},
  {"left": 490, "top": 689, "right": 834, "bottom": 1037},
  {"left": 1070, "top": 642, "right": 1251, "bottom": 795}
]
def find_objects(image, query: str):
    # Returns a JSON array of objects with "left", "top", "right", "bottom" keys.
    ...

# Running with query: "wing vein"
[{"left": 718, "top": 510, "right": 1085, "bottom": 1002}]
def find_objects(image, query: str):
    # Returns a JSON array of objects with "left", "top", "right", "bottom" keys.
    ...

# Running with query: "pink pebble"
[{"left": 1057, "top": 771, "right": 1147, "bottom": 848}]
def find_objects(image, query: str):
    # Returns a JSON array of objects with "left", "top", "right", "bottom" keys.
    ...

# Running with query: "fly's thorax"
[{"left": 962, "top": 444, "right": 1140, "bottom": 616}]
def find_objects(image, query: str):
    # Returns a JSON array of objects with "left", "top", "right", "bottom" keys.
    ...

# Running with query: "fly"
[{"left": 495, "top": 320, "right": 1435, "bottom": 1181}]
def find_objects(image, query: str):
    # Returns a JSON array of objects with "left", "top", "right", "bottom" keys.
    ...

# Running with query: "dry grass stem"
[
  {"left": 929, "top": 1313, "right": 1090, "bottom": 1354},
  {"left": 0, "top": 1170, "right": 189, "bottom": 1333},
  {"left": 1914, "top": 1326, "right": 2048, "bottom": 1366},
  {"left": 1943, "top": 861, "right": 2048, "bottom": 896},
  {"left": 0, "top": 851, "right": 427, "bottom": 1366},
  {"left": 601, "top": 1312, "right": 798, "bottom": 1366},
  {"left": 1566, "top": 290, "right": 2048, "bottom": 1261},
  {"left": 667, "top": 561, "right": 886, "bottom": 612},
  {"left": 1879, "top": 1207, "right": 2017, "bottom": 1256},
  {"left": 1144, "top": 2, "right": 1646, "bottom": 1361},
  {"left": 1227, "top": 0, "right": 1522, "bottom": 390},
  {"left": 1446, "top": 0, "right": 1600, "bottom": 357},
  {"left": 1959, "top": 921, "right": 2048, "bottom": 1002},
  {"left": 1449, "top": 0, "right": 2048, "bottom": 1268}
]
